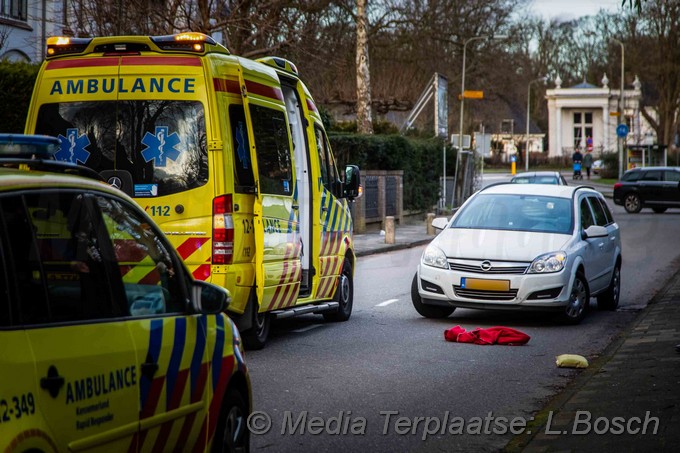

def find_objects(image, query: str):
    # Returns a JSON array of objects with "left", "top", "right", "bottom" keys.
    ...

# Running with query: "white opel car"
[{"left": 412, "top": 184, "right": 622, "bottom": 324}]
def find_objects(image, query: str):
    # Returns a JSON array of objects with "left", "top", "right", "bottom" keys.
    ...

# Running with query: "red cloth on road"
[{"left": 444, "top": 325, "right": 530, "bottom": 345}]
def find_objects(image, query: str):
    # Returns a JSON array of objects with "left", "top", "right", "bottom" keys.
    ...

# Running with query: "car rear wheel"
[
  {"left": 652, "top": 207, "right": 667, "bottom": 213},
  {"left": 212, "top": 388, "right": 250, "bottom": 453},
  {"left": 243, "top": 293, "right": 270, "bottom": 350},
  {"left": 563, "top": 272, "right": 588, "bottom": 324},
  {"left": 411, "top": 274, "right": 455, "bottom": 318},
  {"left": 623, "top": 193, "right": 642, "bottom": 213},
  {"left": 324, "top": 257, "right": 354, "bottom": 322},
  {"left": 597, "top": 263, "right": 621, "bottom": 311}
]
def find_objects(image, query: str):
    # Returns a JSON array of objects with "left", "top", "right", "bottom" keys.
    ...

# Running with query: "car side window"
[
  {"left": 0, "top": 221, "right": 10, "bottom": 327},
  {"left": 95, "top": 195, "right": 186, "bottom": 316},
  {"left": 595, "top": 197, "right": 614, "bottom": 225},
  {"left": 641, "top": 170, "right": 662, "bottom": 181},
  {"left": 580, "top": 197, "right": 595, "bottom": 230},
  {"left": 587, "top": 196, "right": 609, "bottom": 226},
  {"left": 664, "top": 170, "right": 680, "bottom": 182},
  {"left": 1, "top": 192, "right": 124, "bottom": 325}
]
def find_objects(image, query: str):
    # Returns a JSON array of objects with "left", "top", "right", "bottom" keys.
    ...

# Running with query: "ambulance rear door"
[{"left": 236, "top": 59, "right": 301, "bottom": 313}]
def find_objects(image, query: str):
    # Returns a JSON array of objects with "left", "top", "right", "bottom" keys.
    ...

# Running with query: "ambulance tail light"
[
  {"left": 46, "top": 37, "right": 92, "bottom": 57},
  {"left": 213, "top": 194, "right": 234, "bottom": 265}
]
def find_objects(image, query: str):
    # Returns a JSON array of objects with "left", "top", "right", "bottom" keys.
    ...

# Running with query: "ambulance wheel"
[
  {"left": 243, "top": 294, "right": 270, "bottom": 350},
  {"left": 324, "top": 258, "right": 353, "bottom": 322},
  {"left": 212, "top": 388, "right": 250, "bottom": 453}
]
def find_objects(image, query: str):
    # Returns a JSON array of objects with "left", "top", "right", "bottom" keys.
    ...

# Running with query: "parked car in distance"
[
  {"left": 592, "top": 159, "right": 603, "bottom": 175},
  {"left": 510, "top": 171, "right": 568, "bottom": 185},
  {"left": 412, "top": 183, "right": 622, "bottom": 324},
  {"left": 0, "top": 134, "right": 251, "bottom": 452},
  {"left": 613, "top": 166, "right": 680, "bottom": 213}
]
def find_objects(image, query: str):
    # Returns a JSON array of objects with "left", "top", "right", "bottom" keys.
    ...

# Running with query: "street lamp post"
[
  {"left": 453, "top": 34, "right": 507, "bottom": 207},
  {"left": 525, "top": 76, "right": 547, "bottom": 172},
  {"left": 611, "top": 37, "right": 625, "bottom": 179}
]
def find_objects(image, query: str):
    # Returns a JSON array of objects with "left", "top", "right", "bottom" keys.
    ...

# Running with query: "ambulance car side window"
[
  {"left": 0, "top": 205, "right": 14, "bottom": 327},
  {"left": 314, "top": 127, "right": 340, "bottom": 193},
  {"left": 229, "top": 105, "right": 256, "bottom": 192},
  {"left": 249, "top": 105, "right": 293, "bottom": 195},
  {"left": 315, "top": 127, "right": 330, "bottom": 189},
  {"left": 95, "top": 195, "right": 186, "bottom": 316},
  {"left": 3, "top": 192, "right": 123, "bottom": 325}
]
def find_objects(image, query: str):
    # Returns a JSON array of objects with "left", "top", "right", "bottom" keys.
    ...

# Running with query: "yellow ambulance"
[{"left": 25, "top": 33, "right": 361, "bottom": 349}]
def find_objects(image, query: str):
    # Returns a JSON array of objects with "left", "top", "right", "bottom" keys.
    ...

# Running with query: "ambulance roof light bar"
[
  {"left": 46, "top": 36, "right": 93, "bottom": 57},
  {"left": 151, "top": 32, "right": 227, "bottom": 54}
]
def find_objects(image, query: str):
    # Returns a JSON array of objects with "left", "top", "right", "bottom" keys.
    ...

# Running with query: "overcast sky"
[{"left": 529, "top": 0, "right": 623, "bottom": 21}]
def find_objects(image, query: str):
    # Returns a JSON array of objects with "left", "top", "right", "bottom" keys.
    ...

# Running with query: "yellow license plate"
[{"left": 461, "top": 278, "right": 510, "bottom": 291}]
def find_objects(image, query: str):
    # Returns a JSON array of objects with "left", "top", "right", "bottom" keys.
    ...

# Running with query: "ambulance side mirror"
[
  {"left": 192, "top": 281, "right": 231, "bottom": 314},
  {"left": 343, "top": 165, "right": 361, "bottom": 200}
]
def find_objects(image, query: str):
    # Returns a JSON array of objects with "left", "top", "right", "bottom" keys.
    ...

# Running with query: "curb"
[
  {"left": 502, "top": 265, "right": 680, "bottom": 452},
  {"left": 355, "top": 238, "right": 432, "bottom": 258}
]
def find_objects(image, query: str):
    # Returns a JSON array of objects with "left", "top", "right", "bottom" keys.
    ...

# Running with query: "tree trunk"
[{"left": 356, "top": 0, "right": 373, "bottom": 134}]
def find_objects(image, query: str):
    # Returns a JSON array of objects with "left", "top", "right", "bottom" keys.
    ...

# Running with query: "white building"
[
  {"left": 1, "top": 0, "right": 65, "bottom": 62},
  {"left": 545, "top": 74, "right": 656, "bottom": 158}
]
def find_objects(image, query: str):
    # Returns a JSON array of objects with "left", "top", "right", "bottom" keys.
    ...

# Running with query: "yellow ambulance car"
[
  {"left": 25, "top": 33, "right": 361, "bottom": 349},
  {"left": 0, "top": 134, "right": 250, "bottom": 452}
]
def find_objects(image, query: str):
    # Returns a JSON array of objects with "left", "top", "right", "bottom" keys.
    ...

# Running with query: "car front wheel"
[
  {"left": 623, "top": 193, "right": 642, "bottom": 213},
  {"left": 212, "top": 388, "right": 250, "bottom": 453},
  {"left": 411, "top": 274, "right": 455, "bottom": 318},
  {"left": 563, "top": 272, "right": 589, "bottom": 324}
]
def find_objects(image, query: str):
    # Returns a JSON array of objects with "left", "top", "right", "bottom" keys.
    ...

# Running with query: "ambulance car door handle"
[
  {"left": 40, "top": 365, "right": 65, "bottom": 398},
  {"left": 292, "top": 204, "right": 299, "bottom": 210},
  {"left": 322, "top": 206, "right": 328, "bottom": 212},
  {"left": 141, "top": 353, "right": 159, "bottom": 379}
]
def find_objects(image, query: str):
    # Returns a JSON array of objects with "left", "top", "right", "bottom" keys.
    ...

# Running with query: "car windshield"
[
  {"left": 452, "top": 193, "right": 573, "bottom": 234},
  {"left": 512, "top": 176, "right": 560, "bottom": 184}
]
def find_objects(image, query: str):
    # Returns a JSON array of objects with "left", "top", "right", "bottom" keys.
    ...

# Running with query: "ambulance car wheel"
[
  {"left": 212, "top": 388, "right": 249, "bottom": 453},
  {"left": 243, "top": 297, "right": 270, "bottom": 350},
  {"left": 324, "top": 258, "right": 353, "bottom": 322}
]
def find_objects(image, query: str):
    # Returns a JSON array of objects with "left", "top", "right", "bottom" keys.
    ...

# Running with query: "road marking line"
[
  {"left": 293, "top": 324, "right": 324, "bottom": 333},
  {"left": 376, "top": 299, "right": 399, "bottom": 307}
]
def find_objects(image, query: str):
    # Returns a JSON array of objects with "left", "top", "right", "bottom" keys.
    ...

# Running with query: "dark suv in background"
[{"left": 613, "top": 166, "right": 680, "bottom": 213}]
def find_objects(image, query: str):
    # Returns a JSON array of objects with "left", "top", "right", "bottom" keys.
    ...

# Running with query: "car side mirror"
[
  {"left": 192, "top": 281, "right": 230, "bottom": 314},
  {"left": 583, "top": 225, "right": 608, "bottom": 239},
  {"left": 343, "top": 164, "right": 361, "bottom": 200},
  {"left": 431, "top": 217, "right": 449, "bottom": 230}
]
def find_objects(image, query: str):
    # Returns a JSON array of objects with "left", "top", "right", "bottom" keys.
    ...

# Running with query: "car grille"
[
  {"left": 448, "top": 259, "right": 529, "bottom": 275},
  {"left": 453, "top": 286, "right": 518, "bottom": 301}
]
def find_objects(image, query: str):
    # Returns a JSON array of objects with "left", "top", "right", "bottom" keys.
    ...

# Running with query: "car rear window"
[
  {"left": 35, "top": 100, "right": 208, "bottom": 197},
  {"left": 452, "top": 193, "right": 573, "bottom": 234}
]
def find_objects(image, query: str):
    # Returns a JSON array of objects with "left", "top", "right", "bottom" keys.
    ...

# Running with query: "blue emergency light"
[{"left": 0, "top": 134, "right": 61, "bottom": 159}]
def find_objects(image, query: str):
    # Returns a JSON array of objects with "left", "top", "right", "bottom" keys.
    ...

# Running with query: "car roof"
[
  {"left": 625, "top": 166, "right": 680, "bottom": 172},
  {"left": 479, "top": 182, "right": 597, "bottom": 198}
]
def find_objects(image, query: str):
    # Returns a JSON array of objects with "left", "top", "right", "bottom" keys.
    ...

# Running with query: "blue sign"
[
  {"left": 616, "top": 124, "right": 630, "bottom": 138},
  {"left": 510, "top": 155, "right": 517, "bottom": 163},
  {"left": 141, "top": 126, "right": 181, "bottom": 167},
  {"left": 56, "top": 128, "right": 91, "bottom": 164}
]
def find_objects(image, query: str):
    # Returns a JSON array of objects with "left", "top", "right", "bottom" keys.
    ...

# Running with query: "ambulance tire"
[
  {"left": 243, "top": 291, "right": 270, "bottom": 350},
  {"left": 212, "top": 388, "right": 250, "bottom": 453},
  {"left": 324, "top": 258, "right": 353, "bottom": 322}
]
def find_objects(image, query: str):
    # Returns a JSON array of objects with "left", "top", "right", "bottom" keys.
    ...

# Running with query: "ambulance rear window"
[{"left": 35, "top": 100, "right": 208, "bottom": 197}]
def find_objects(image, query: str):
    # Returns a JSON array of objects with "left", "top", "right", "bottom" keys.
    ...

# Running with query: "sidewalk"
[
  {"left": 508, "top": 268, "right": 680, "bottom": 452},
  {"left": 353, "top": 221, "right": 434, "bottom": 257}
]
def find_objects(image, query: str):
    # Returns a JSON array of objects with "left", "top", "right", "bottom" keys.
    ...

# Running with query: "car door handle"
[
  {"left": 598, "top": 242, "right": 605, "bottom": 249},
  {"left": 40, "top": 365, "right": 65, "bottom": 398},
  {"left": 292, "top": 204, "right": 299, "bottom": 210},
  {"left": 609, "top": 236, "right": 616, "bottom": 241},
  {"left": 141, "top": 354, "right": 159, "bottom": 379}
]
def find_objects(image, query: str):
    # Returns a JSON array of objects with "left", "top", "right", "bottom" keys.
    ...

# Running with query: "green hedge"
[
  {"left": 329, "top": 133, "right": 449, "bottom": 211},
  {"left": 0, "top": 61, "right": 39, "bottom": 133}
]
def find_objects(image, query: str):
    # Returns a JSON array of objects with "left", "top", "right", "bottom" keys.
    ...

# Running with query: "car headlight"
[
  {"left": 528, "top": 251, "right": 567, "bottom": 274},
  {"left": 422, "top": 244, "right": 448, "bottom": 269}
]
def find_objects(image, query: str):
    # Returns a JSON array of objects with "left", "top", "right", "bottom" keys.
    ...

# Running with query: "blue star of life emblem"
[
  {"left": 141, "top": 126, "right": 181, "bottom": 167},
  {"left": 56, "top": 128, "right": 91, "bottom": 164}
]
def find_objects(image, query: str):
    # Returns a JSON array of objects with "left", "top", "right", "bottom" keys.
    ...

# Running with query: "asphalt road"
[{"left": 246, "top": 202, "right": 680, "bottom": 453}]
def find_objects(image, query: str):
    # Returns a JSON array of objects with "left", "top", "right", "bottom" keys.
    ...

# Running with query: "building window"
[
  {"left": 573, "top": 111, "right": 593, "bottom": 149},
  {"left": 1, "top": 0, "right": 28, "bottom": 21}
]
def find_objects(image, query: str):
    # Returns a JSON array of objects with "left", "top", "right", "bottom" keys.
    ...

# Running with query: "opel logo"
[
  {"left": 108, "top": 176, "right": 123, "bottom": 190},
  {"left": 480, "top": 261, "right": 492, "bottom": 272}
]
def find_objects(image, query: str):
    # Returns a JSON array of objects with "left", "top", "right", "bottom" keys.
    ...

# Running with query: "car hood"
[{"left": 433, "top": 228, "right": 572, "bottom": 261}]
